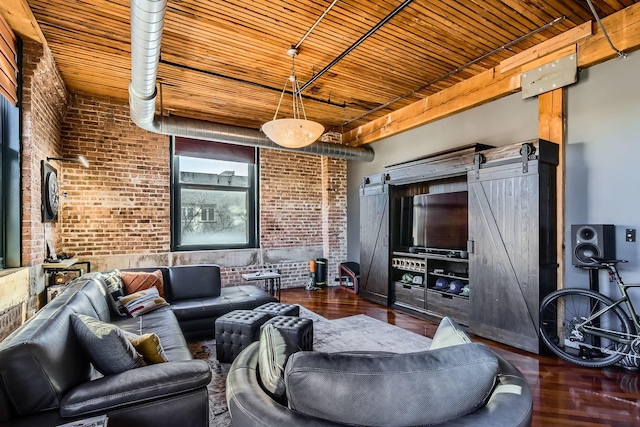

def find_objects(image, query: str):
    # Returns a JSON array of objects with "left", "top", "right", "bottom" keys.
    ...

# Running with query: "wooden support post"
[{"left": 538, "top": 88, "right": 565, "bottom": 290}]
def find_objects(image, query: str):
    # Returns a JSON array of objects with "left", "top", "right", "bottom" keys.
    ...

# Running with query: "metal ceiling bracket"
[{"left": 521, "top": 53, "right": 577, "bottom": 99}]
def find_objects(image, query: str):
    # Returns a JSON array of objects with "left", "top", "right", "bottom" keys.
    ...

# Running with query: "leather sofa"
[
  {"left": 226, "top": 316, "right": 533, "bottom": 427},
  {"left": 119, "top": 265, "right": 277, "bottom": 340},
  {"left": 0, "top": 264, "right": 276, "bottom": 427}
]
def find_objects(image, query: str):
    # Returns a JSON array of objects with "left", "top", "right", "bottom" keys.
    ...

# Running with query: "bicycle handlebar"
[{"left": 590, "top": 257, "right": 628, "bottom": 266}]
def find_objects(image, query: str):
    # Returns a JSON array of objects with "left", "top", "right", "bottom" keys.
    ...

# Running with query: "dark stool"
[
  {"left": 215, "top": 310, "right": 270, "bottom": 363},
  {"left": 261, "top": 316, "right": 313, "bottom": 351},
  {"left": 253, "top": 302, "right": 300, "bottom": 318}
]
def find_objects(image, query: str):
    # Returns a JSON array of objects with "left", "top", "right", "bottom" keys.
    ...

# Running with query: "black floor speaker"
[{"left": 571, "top": 224, "right": 616, "bottom": 267}]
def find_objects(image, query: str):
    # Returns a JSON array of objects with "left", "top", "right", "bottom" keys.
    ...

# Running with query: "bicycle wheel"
[{"left": 540, "top": 288, "right": 634, "bottom": 368}]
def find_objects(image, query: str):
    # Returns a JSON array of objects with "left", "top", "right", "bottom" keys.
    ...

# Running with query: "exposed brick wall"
[
  {"left": 259, "top": 149, "right": 323, "bottom": 247},
  {"left": 0, "top": 41, "right": 68, "bottom": 338},
  {"left": 57, "top": 96, "right": 346, "bottom": 289},
  {"left": 59, "top": 94, "right": 170, "bottom": 256},
  {"left": 322, "top": 157, "right": 348, "bottom": 282},
  {"left": 21, "top": 41, "right": 69, "bottom": 266}
]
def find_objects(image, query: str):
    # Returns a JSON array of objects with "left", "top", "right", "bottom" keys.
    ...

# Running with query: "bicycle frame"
[{"left": 576, "top": 264, "right": 640, "bottom": 346}]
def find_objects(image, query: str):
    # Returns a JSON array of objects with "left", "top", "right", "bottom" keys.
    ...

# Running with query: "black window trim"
[{"left": 170, "top": 138, "right": 259, "bottom": 251}]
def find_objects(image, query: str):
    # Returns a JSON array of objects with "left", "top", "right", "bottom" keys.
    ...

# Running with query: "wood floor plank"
[{"left": 280, "top": 286, "right": 640, "bottom": 426}]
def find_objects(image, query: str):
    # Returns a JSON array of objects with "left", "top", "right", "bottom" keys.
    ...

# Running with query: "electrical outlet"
[{"left": 626, "top": 229, "right": 636, "bottom": 242}]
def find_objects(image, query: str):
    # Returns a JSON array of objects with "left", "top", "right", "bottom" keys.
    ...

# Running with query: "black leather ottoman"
[
  {"left": 261, "top": 316, "right": 314, "bottom": 351},
  {"left": 253, "top": 302, "right": 300, "bottom": 318},
  {"left": 215, "top": 310, "right": 270, "bottom": 363}
]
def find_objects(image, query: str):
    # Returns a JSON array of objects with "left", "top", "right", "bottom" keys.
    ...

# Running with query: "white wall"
[
  {"left": 565, "top": 50, "right": 640, "bottom": 299},
  {"left": 347, "top": 50, "right": 640, "bottom": 306}
]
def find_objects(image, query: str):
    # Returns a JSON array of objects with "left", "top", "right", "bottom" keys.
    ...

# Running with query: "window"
[{"left": 171, "top": 137, "right": 258, "bottom": 250}]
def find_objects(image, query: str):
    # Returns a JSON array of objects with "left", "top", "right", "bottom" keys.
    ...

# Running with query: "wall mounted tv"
[{"left": 399, "top": 191, "right": 468, "bottom": 251}]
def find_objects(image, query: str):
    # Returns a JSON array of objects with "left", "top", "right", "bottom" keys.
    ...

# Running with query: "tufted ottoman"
[
  {"left": 215, "top": 310, "right": 270, "bottom": 363},
  {"left": 252, "top": 302, "right": 300, "bottom": 318},
  {"left": 261, "top": 315, "right": 314, "bottom": 351}
]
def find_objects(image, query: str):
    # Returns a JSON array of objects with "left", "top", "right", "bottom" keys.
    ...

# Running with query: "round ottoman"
[
  {"left": 215, "top": 310, "right": 270, "bottom": 363},
  {"left": 261, "top": 315, "right": 313, "bottom": 351}
]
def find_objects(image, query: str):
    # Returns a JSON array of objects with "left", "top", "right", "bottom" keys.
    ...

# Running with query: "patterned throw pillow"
[
  {"left": 121, "top": 270, "right": 165, "bottom": 298},
  {"left": 70, "top": 313, "right": 145, "bottom": 375},
  {"left": 119, "top": 287, "right": 169, "bottom": 317},
  {"left": 101, "top": 269, "right": 128, "bottom": 317},
  {"left": 126, "top": 332, "right": 169, "bottom": 364}
]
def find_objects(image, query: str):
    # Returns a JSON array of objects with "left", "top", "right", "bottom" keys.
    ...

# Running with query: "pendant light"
[{"left": 261, "top": 47, "right": 324, "bottom": 148}]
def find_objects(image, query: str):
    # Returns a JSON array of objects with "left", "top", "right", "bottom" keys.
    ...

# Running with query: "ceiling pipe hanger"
[{"left": 297, "top": 0, "right": 414, "bottom": 94}]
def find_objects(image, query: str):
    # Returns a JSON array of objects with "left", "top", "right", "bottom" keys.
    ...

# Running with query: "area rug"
[{"left": 188, "top": 306, "right": 432, "bottom": 426}]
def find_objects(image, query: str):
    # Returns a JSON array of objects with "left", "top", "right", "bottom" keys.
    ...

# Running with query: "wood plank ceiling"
[{"left": 25, "top": 0, "right": 638, "bottom": 136}]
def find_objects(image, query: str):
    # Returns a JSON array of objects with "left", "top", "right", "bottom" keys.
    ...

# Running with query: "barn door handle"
[{"left": 467, "top": 240, "right": 475, "bottom": 254}]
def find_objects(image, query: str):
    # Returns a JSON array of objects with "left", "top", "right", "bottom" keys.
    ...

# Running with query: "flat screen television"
[{"left": 409, "top": 191, "right": 468, "bottom": 251}]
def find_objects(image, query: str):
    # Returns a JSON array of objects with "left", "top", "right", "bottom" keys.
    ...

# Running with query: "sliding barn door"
[
  {"left": 468, "top": 159, "right": 556, "bottom": 353},
  {"left": 359, "top": 182, "right": 390, "bottom": 305}
]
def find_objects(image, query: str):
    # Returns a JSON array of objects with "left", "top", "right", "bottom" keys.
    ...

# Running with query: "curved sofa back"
[{"left": 0, "top": 278, "right": 108, "bottom": 421}]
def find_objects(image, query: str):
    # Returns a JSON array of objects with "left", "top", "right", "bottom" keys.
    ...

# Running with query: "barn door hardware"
[
  {"left": 472, "top": 153, "right": 486, "bottom": 179},
  {"left": 520, "top": 143, "right": 536, "bottom": 173}
]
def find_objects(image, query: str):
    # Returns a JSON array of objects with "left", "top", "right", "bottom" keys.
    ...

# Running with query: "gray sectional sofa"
[
  {"left": 226, "top": 317, "right": 533, "bottom": 427},
  {"left": 0, "top": 264, "right": 277, "bottom": 427}
]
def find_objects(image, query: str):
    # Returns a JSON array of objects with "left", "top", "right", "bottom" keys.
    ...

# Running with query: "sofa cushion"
[
  {"left": 119, "top": 287, "right": 169, "bottom": 317},
  {"left": 168, "top": 264, "right": 221, "bottom": 300},
  {"left": 429, "top": 316, "right": 473, "bottom": 350},
  {"left": 126, "top": 332, "right": 169, "bottom": 364},
  {"left": 285, "top": 342, "right": 499, "bottom": 426},
  {"left": 100, "top": 269, "right": 128, "bottom": 317},
  {"left": 257, "top": 324, "right": 299, "bottom": 400},
  {"left": 121, "top": 269, "right": 165, "bottom": 298},
  {"left": 71, "top": 314, "right": 146, "bottom": 375}
]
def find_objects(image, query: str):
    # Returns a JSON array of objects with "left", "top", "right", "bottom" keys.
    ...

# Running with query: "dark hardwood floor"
[{"left": 280, "top": 286, "right": 640, "bottom": 427}]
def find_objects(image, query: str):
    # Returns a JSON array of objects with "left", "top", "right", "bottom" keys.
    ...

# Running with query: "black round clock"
[{"left": 45, "top": 170, "right": 59, "bottom": 218}]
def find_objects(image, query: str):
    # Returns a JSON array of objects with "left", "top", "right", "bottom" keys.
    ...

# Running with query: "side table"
[{"left": 242, "top": 270, "right": 282, "bottom": 301}]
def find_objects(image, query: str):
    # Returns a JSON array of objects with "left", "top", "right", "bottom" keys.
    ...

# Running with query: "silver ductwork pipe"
[{"left": 129, "top": 0, "right": 374, "bottom": 162}]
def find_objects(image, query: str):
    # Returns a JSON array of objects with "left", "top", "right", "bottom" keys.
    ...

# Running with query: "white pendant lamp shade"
[
  {"left": 262, "top": 47, "right": 324, "bottom": 149},
  {"left": 262, "top": 118, "right": 324, "bottom": 148}
]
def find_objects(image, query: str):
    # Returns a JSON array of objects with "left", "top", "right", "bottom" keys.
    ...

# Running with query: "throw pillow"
[
  {"left": 119, "top": 287, "right": 169, "bottom": 317},
  {"left": 257, "top": 324, "right": 300, "bottom": 400},
  {"left": 70, "top": 313, "right": 145, "bottom": 375},
  {"left": 126, "top": 332, "right": 169, "bottom": 364},
  {"left": 121, "top": 270, "right": 165, "bottom": 298},
  {"left": 101, "top": 269, "right": 128, "bottom": 317}
]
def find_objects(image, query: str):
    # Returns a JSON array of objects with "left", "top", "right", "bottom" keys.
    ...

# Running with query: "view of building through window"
[{"left": 172, "top": 138, "right": 257, "bottom": 250}]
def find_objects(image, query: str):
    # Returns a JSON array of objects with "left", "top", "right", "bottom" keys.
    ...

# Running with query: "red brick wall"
[
  {"left": 259, "top": 149, "right": 323, "bottom": 247},
  {"left": 21, "top": 41, "right": 69, "bottom": 265},
  {"left": 59, "top": 94, "right": 170, "bottom": 256},
  {"left": 58, "top": 96, "right": 348, "bottom": 288}
]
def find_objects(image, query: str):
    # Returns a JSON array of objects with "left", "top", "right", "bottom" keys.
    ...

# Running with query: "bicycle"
[{"left": 539, "top": 257, "right": 640, "bottom": 368}]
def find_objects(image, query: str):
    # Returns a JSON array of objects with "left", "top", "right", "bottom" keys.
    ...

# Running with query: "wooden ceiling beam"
[
  {"left": 343, "top": 2, "right": 640, "bottom": 146},
  {"left": 0, "top": 0, "right": 45, "bottom": 44}
]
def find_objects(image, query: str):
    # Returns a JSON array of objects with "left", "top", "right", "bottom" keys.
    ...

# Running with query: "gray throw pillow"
[
  {"left": 429, "top": 316, "right": 472, "bottom": 350},
  {"left": 285, "top": 342, "right": 499, "bottom": 426},
  {"left": 101, "top": 269, "right": 128, "bottom": 317},
  {"left": 257, "top": 324, "right": 300, "bottom": 400},
  {"left": 71, "top": 313, "right": 145, "bottom": 375}
]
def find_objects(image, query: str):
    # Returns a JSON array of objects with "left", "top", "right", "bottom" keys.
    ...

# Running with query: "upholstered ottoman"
[
  {"left": 261, "top": 315, "right": 313, "bottom": 351},
  {"left": 253, "top": 302, "right": 300, "bottom": 318},
  {"left": 215, "top": 310, "right": 270, "bottom": 363}
]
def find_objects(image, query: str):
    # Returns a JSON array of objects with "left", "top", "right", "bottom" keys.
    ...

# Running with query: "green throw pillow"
[{"left": 71, "top": 313, "right": 145, "bottom": 375}]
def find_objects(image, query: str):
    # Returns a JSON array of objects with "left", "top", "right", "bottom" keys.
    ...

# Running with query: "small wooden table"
[
  {"left": 43, "top": 258, "right": 91, "bottom": 285},
  {"left": 242, "top": 271, "right": 282, "bottom": 301}
]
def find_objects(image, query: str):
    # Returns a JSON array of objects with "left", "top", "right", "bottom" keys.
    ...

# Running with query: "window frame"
[{"left": 170, "top": 138, "right": 259, "bottom": 251}]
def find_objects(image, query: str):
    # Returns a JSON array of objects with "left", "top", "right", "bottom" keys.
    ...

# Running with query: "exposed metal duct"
[{"left": 129, "top": 0, "right": 374, "bottom": 162}]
